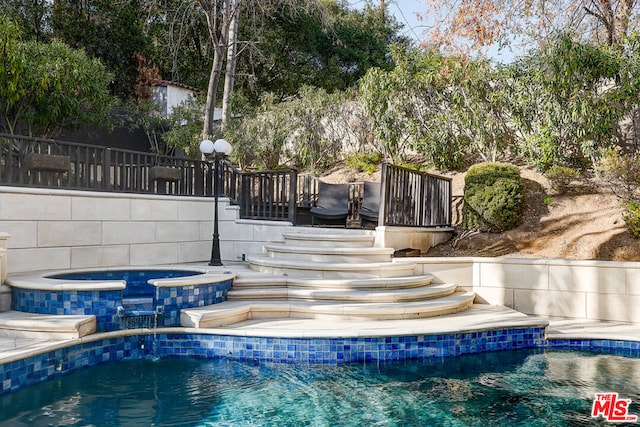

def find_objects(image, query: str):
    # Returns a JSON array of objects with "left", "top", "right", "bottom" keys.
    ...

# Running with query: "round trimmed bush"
[{"left": 462, "top": 162, "right": 524, "bottom": 232}]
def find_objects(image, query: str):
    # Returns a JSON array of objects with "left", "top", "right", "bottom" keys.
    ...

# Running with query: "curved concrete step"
[
  {"left": 232, "top": 274, "right": 434, "bottom": 290},
  {"left": 181, "top": 291, "right": 476, "bottom": 328},
  {"left": 228, "top": 282, "right": 457, "bottom": 302},
  {"left": 0, "top": 311, "right": 96, "bottom": 339},
  {"left": 282, "top": 232, "right": 375, "bottom": 248},
  {"left": 246, "top": 255, "right": 418, "bottom": 279},
  {"left": 263, "top": 243, "right": 394, "bottom": 263}
]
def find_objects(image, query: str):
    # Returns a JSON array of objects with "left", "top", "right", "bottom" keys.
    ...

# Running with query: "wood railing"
[
  {"left": 236, "top": 168, "right": 297, "bottom": 222},
  {"left": 0, "top": 134, "right": 451, "bottom": 227},
  {"left": 380, "top": 163, "right": 452, "bottom": 227},
  {"left": 0, "top": 133, "right": 207, "bottom": 196}
]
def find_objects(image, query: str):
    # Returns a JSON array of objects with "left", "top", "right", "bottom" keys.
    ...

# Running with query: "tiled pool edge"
[
  {"left": 2, "top": 326, "right": 545, "bottom": 395},
  {"left": 546, "top": 338, "right": 640, "bottom": 357},
  {"left": 3, "top": 327, "right": 640, "bottom": 396}
]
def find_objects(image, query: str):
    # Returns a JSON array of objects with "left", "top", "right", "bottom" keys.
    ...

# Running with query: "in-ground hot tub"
[{"left": 7, "top": 267, "right": 235, "bottom": 331}]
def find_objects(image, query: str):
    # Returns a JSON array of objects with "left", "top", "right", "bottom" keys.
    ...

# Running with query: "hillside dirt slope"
[{"left": 320, "top": 165, "right": 640, "bottom": 261}]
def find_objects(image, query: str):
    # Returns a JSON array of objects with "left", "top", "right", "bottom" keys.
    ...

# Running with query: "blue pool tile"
[{"left": 1, "top": 325, "right": 637, "bottom": 396}]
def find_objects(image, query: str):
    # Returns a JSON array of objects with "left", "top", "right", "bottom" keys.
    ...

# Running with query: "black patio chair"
[
  {"left": 310, "top": 182, "right": 350, "bottom": 226},
  {"left": 359, "top": 181, "right": 381, "bottom": 228}
]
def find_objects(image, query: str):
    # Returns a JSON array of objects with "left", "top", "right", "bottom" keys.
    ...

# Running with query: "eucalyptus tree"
[
  {"left": 145, "top": 0, "right": 405, "bottom": 140},
  {"left": 359, "top": 45, "right": 513, "bottom": 168},
  {"left": 171, "top": 0, "right": 326, "bottom": 138},
  {"left": 507, "top": 34, "right": 640, "bottom": 170}
]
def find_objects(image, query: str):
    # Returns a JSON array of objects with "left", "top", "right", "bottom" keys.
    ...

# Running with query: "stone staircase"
[{"left": 181, "top": 230, "right": 475, "bottom": 328}]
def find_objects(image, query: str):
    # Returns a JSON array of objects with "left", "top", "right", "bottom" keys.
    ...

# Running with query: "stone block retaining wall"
[
  {"left": 0, "top": 186, "right": 284, "bottom": 274},
  {"left": 418, "top": 257, "right": 640, "bottom": 324}
]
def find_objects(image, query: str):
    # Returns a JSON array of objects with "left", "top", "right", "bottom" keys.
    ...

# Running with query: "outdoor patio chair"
[
  {"left": 310, "top": 182, "right": 350, "bottom": 226},
  {"left": 359, "top": 181, "right": 381, "bottom": 228}
]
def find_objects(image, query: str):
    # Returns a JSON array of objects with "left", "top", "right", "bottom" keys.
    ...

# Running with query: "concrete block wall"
[
  {"left": 375, "top": 226, "right": 453, "bottom": 254},
  {"left": 0, "top": 187, "right": 237, "bottom": 273},
  {"left": 417, "top": 257, "right": 640, "bottom": 324},
  {"left": 0, "top": 232, "right": 8, "bottom": 282},
  {"left": 0, "top": 233, "right": 9, "bottom": 311}
]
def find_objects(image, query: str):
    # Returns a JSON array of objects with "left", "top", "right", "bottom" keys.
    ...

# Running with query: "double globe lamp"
[{"left": 199, "top": 138, "right": 233, "bottom": 266}]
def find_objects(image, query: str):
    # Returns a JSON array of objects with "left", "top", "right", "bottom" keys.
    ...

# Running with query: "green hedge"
[{"left": 462, "top": 162, "right": 524, "bottom": 232}]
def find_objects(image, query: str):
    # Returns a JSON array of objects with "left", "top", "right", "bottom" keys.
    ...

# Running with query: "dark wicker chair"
[
  {"left": 310, "top": 182, "right": 350, "bottom": 226},
  {"left": 359, "top": 181, "right": 381, "bottom": 228}
]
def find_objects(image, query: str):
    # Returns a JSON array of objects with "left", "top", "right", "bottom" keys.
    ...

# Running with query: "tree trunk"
[
  {"left": 613, "top": 0, "right": 635, "bottom": 44},
  {"left": 200, "top": 0, "right": 231, "bottom": 139},
  {"left": 202, "top": 43, "right": 225, "bottom": 138},
  {"left": 221, "top": 0, "right": 241, "bottom": 133}
]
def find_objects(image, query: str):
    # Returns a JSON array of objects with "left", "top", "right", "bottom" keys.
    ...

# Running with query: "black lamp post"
[{"left": 200, "top": 138, "right": 232, "bottom": 266}]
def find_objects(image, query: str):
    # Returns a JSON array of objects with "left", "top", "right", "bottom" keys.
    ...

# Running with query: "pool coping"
[
  {"left": 6, "top": 266, "right": 235, "bottom": 291},
  {"left": 3, "top": 304, "right": 640, "bottom": 366}
]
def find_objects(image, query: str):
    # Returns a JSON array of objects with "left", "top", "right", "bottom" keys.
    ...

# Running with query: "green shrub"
[
  {"left": 624, "top": 202, "right": 640, "bottom": 238},
  {"left": 545, "top": 165, "right": 579, "bottom": 193},
  {"left": 462, "top": 162, "right": 524, "bottom": 232},
  {"left": 345, "top": 152, "right": 382, "bottom": 175},
  {"left": 596, "top": 149, "right": 640, "bottom": 203}
]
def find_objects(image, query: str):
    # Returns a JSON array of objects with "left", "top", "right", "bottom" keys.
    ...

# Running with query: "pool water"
[{"left": 1, "top": 349, "right": 638, "bottom": 426}]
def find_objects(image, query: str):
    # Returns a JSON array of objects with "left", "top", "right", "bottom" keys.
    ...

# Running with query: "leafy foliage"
[
  {"left": 225, "top": 86, "right": 350, "bottom": 171},
  {"left": 0, "top": 16, "right": 115, "bottom": 137},
  {"left": 52, "top": 0, "right": 150, "bottom": 100},
  {"left": 225, "top": 93, "right": 296, "bottom": 169},
  {"left": 232, "top": 2, "right": 407, "bottom": 105},
  {"left": 287, "top": 86, "right": 348, "bottom": 171},
  {"left": 596, "top": 149, "right": 640, "bottom": 203},
  {"left": 0, "top": 0, "right": 52, "bottom": 42},
  {"left": 345, "top": 152, "right": 382, "bottom": 175},
  {"left": 624, "top": 202, "right": 640, "bottom": 238},
  {"left": 161, "top": 97, "right": 206, "bottom": 159},
  {"left": 462, "top": 162, "right": 524, "bottom": 232},
  {"left": 144, "top": 0, "right": 211, "bottom": 90},
  {"left": 359, "top": 45, "right": 514, "bottom": 168},
  {"left": 507, "top": 35, "right": 640, "bottom": 170}
]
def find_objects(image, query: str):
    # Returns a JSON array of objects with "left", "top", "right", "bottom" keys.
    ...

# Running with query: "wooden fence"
[{"left": 0, "top": 134, "right": 451, "bottom": 227}]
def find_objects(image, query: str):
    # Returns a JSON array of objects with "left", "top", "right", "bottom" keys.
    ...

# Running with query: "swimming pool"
[{"left": 1, "top": 349, "right": 638, "bottom": 425}]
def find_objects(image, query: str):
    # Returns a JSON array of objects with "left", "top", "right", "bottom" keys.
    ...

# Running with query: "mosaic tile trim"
[
  {"left": 0, "top": 327, "right": 545, "bottom": 395},
  {"left": 156, "top": 280, "right": 233, "bottom": 327},
  {"left": 545, "top": 339, "right": 640, "bottom": 358},
  {"left": 11, "top": 288, "right": 121, "bottom": 331}
]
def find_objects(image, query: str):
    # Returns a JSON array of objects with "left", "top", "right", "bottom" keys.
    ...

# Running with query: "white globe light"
[
  {"left": 213, "top": 138, "right": 232, "bottom": 155},
  {"left": 199, "top": 139, "right": 215, "bottom": 155}
]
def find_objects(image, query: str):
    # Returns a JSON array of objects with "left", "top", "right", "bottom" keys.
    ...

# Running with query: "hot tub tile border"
[{"left": 11, "top": 280, "right": 234, "bottom": 331}]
